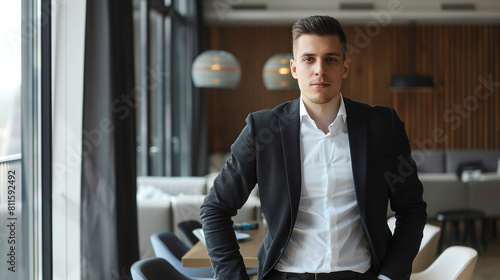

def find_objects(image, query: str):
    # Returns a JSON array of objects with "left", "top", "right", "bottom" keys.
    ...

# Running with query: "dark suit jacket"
[{"left": 200, "top": 97, "right": 427, "bottom": 280}]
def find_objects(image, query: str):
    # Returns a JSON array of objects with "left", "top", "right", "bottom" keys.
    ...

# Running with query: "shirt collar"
[{"left": 299, "top": 93, "right": 347, "bottom": 124}]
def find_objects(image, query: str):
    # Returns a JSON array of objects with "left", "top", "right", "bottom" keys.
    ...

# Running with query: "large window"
[
  {"left": 134, "top": 0, "right": 199, "bottom": 176},
  {"left": 1, "top": 0, "right": 47, "bottom": 279}
]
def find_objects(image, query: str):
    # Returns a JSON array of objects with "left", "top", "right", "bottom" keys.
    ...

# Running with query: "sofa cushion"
[
  {"left": 137, "top": 185, "right": 172, "bottom": 200},
  {"left": 467, "top": 174, "right": 500, "bottom": 217},
  {"left": 412, "top": 150, "right": 445, "bottom": 173},
  {"left": 419, "top": 173, "right": 468, "bottom": 218},
  {"left": 137, "top": 199, "right": 172, "bottom": 259},
  {"left": 137, "top": 176, "right": 207, "bottom": 196},
  {"left": 445, "top": 150, "right": 500, "bottom": 173}
]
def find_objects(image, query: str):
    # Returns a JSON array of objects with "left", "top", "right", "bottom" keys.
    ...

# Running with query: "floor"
[
  {"left": 469, "top": 220, "right": 500, "bottom": 280},
  {"left": 473, "top": 239, "right": 500, "bottom": 280},
  {"left": 429, "top": 218, "right": 499, "bottom": 280}
]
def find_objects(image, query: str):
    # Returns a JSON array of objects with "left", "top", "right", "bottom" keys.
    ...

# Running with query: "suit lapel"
[
  {"left": 344, "top": 97, "right": 368, "bottom": 218},
  {"left": 275, "top": 99, "right": 302, "bottom": 221}
]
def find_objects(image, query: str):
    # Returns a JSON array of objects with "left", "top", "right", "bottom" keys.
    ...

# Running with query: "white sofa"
[
  {"left": 412, "top": 150, "right": 500, "bottom": 218},
  {"left": 419, "top": 173, "right": 500, "bottom": 218},
  {"left": 419, "top": 173, "right": 468, "bottom": 218},
  {"left": 136, "top": 173, "right": 261, "bottom": 259}
]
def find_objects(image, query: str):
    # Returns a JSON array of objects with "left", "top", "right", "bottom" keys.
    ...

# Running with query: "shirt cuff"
[{"left": 377, "top": 275, "right": 392, "bottom": 280}]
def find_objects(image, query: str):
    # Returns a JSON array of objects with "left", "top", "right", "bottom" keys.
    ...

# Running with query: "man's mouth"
[{"left": 311, "top": 82, "right": 331, "bottom": 88}]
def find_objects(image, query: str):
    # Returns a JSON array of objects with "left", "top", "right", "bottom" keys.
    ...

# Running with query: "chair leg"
[
  {"left": 493, "top": 218, "right": 497, "bottom": 239},
  {"left": 451, "top": 220, "right": 460, "bottom": 245},
  {"left": 437, "top": 220, "right": 447, "bottom": 255},
  {"left": 468, "top": 219, "right": 479, "bottom": 252},
  {"left": 463, "top": 219, "right": 471, "bottom": 244},
  {"left": 482, "top": 218, "right": 488, "bottom": 252}
]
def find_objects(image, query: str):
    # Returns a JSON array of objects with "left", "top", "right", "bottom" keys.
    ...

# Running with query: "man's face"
[{"left": 291, "top": 34, "right": 350, "bottom": 105}]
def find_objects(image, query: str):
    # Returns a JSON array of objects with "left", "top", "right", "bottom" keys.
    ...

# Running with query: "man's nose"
[{"left": 314, "top": 61, "right": 327, "bottom": 76}]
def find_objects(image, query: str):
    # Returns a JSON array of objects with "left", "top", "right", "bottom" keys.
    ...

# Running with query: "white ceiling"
[{"left": 203, "top": 0, "right": 500, "bottom": 25}]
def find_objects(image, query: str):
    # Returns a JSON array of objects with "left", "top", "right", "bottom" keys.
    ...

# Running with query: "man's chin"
[
  {"left": 303, "top": 92, "right": 339, "bottom": 105},
  {"left": 307, "top": 96, "right": 334, "bottom": 105},
  {"left": 314, "top": 99, "right": 332, "bottom": 104}
]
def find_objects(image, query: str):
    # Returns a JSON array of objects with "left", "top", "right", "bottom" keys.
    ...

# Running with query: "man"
[{"left": 200, "top": 15, "right": 426, "bottom": 280}]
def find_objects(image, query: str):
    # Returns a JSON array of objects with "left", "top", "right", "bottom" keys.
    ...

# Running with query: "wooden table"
[{"left": 182, "top": 223, "right": 267, "bottom": 268}]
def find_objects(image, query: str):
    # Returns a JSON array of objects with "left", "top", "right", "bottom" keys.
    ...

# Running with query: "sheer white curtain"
[{"left": 52, "top": 0, "right": 86, "bottom": 279}]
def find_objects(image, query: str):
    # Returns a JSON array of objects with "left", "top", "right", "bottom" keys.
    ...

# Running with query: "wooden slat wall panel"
[
  {"left": 206, "top": 25, "right": 500, "bottom": 153},
  {"left": 206, "top": 26, "right": 298, "bottom": 152}
]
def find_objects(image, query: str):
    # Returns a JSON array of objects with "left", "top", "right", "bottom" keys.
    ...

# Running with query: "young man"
[{"left": 201, "top": 15, "right": 426, "bottom": 280}]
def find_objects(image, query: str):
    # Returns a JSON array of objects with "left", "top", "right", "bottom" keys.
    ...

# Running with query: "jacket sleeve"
[
  {"left": 200, "top": 113, "right": 259, "bottom": 280},
  {"left": 379, "top": 108, "right": 427, "bottom": 279}
]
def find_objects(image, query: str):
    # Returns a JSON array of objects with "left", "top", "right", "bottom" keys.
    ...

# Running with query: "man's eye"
[
  {"left": 327, "top": 58, "right": 338, "bottom": 62},
  {"left": 303, "top": 57, "right": 313, "bottom": 62}
]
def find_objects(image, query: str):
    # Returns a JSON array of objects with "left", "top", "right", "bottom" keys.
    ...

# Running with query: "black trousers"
[{"left": 266, "top": 268, "right": 377, "bottom": 280}]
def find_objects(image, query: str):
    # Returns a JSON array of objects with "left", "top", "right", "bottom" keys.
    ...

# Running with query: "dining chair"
[
  {"left": 410, "top": 246, "right": 478, "bottom": 280},
  {"left": 150, "top": 231, "right": 213, "bottom": 279},
  {"left": 151, "top": 231, "right": 258, "bottom": 278},
  {"left": 177, "top": 220, "right": 203, "bottom": 247},
  {"left": 131, "top": 257, "right": 190, "bottom": 280}
]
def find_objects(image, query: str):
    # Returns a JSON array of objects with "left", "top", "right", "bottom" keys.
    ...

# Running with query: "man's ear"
[
  {"left": 290, "top": 59, "right": 298, "bottom": 79},
  {"left": 343, "top": 58, "right": 350, "bottom": 79}
]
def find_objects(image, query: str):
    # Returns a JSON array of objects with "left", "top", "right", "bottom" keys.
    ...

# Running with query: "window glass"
[
  {"left": 133, "top": 0, "right": 174, "bottom": 176},
  {"left": 175, "top": 0, "right": 188, "bottom": 16},
  {"left": 0, "top": 1, "right": 22, "bottom": 157},
  {"left": 0, "top": 2, "right": 24, "bottom": 280},
  {"left": 148, "top": 9, "right": 166, "bottom": 175}
]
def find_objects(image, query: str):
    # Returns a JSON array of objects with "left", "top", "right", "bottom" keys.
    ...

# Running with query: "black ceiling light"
[{"left": 389, "top": 75, "right": 434, "bottom": 90}]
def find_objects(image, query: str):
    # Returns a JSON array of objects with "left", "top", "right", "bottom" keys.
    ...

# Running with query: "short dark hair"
[{"left": 292, "top": 15, "right": 347, "bottom": 60}]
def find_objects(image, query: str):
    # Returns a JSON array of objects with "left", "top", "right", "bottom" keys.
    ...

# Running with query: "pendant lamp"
[
  {"left": 389, "top": 75, "right": 434, "bottom": 90},
  {"left": 262, "top": 53, "right": 299, "bottom": 90},
  {"left": 191, "top": 50, "right": 241, "bottom": 88}
]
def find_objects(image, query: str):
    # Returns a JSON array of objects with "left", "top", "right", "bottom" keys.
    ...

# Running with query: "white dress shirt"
[{"left": 275, "top": 94, "right": 371, "bottom": 274}]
